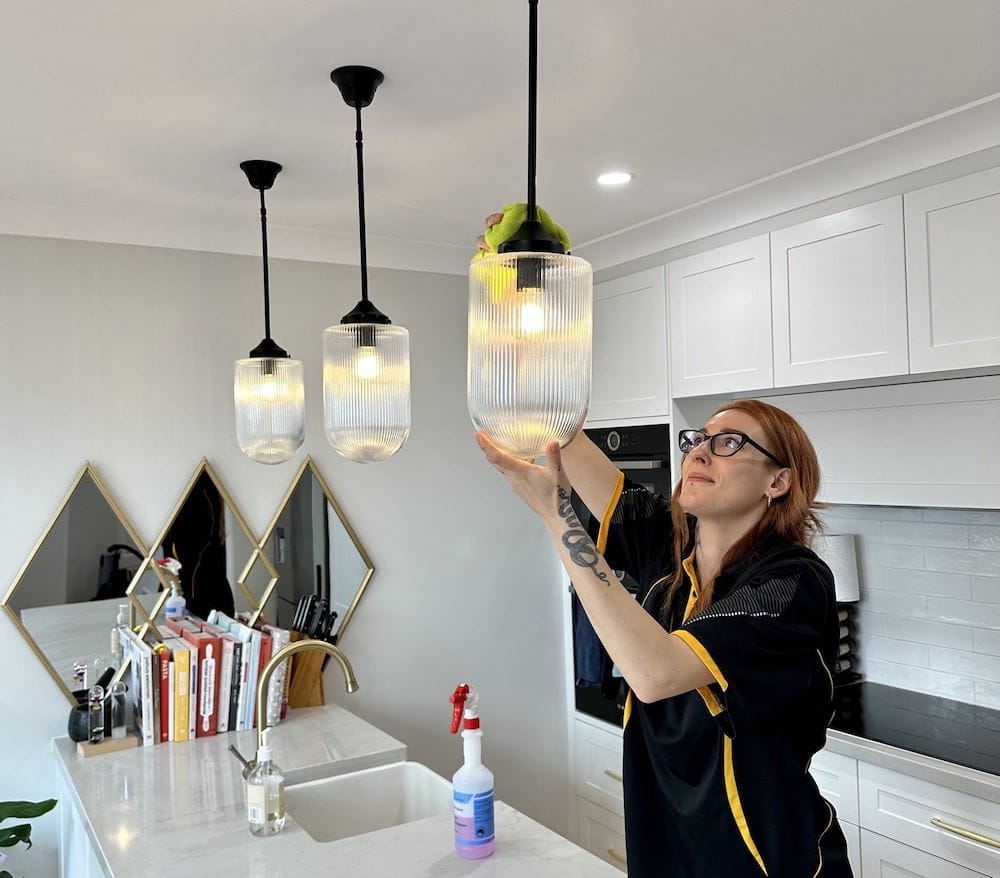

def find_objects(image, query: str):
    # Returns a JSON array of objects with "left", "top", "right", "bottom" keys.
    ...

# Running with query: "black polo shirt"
[{"left": 595, "top": 477, "right": 853, "bottom": 878}]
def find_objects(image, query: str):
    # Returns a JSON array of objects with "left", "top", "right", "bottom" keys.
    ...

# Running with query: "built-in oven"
[{"left": 571, "top": 423, "right": 672, "bottom": 727}]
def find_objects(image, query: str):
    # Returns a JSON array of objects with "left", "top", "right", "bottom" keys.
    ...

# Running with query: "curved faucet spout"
[{"left": 256, "top": 638, "right": 359, "bottom": 755}]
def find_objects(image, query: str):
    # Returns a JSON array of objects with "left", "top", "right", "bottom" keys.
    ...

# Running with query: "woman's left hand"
[{"left": 475, "top": 432, "right": 570, "bottom": 529}]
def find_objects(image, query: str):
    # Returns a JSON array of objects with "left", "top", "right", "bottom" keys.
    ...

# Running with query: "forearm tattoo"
[{"left": 556, "top": 488, "right": 610, "bottom": 586}]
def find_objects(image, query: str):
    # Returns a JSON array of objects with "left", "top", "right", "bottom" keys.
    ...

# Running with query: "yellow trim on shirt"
[
  {"left": 623, "top": 690, "right": 633, "bottom": 729},
  {"left": 695, "top": 685, "right": 724, "bottom": 716},
  {"left": 596, "top": 470, "right": 625, "bottom": 555},
  {"left": 681, "top": 551, "right": 699, "bottom": 623},
  {"left": 672, "top": 629, "right": 729, "bottom": 692},
  {"left": 724, "top": 734, "right": 769, "bottom": 875}
]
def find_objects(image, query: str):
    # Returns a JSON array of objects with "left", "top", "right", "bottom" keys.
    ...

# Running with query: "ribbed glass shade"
[
  {"left": 468, "top": 251, "right": 593, "bottom": 458},
  {"left": 323, "top": 324, "right": 411, "bottom": 463},
  {"left": 234, "top": 358, "right": 305, "bottom": 464}
]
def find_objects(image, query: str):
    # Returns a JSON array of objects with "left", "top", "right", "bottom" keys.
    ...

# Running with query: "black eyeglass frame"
[{"left": 678, "top": 429, "right": 786, "bottom": 467}]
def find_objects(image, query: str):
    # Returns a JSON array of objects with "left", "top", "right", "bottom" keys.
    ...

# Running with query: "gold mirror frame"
[
  {"left": 1, "top": 463, "right": 150, "bottom": 706},
  {"left": 260, "top": 455, "right": 374, "bottom": 642}
]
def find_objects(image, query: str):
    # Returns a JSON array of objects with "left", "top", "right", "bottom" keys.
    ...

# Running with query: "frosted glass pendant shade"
[
  {"left": 468, "top": 251, "right": 593, "bottom": 458},
  {"left": 234, "top": 357, "right": 305, "bottom": 464},
  {"left": 323, "top": 324, "right": 411, "bottom": 463}
]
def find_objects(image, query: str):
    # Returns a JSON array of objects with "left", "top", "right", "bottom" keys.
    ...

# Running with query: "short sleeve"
[
  {"left": 583, "top": 475, "right": 673, "bottom": 591},
  {"left": 672, "top": 565, "right": 833, "bottom": 736}
]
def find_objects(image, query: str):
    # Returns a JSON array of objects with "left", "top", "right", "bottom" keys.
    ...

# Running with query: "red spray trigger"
[{"left": 449, "top": 684, "right": 469, "bottom": 734}]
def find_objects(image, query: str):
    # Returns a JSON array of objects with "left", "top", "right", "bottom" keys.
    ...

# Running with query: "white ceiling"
[{"left": 4, "top": 0, "right": 1000, "bottom": 272}]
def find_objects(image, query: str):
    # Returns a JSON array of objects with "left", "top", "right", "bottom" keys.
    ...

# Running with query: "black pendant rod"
[
  {"left": 526, "top": 0, "right": 538, "bottom": 224},
  {"left": 355, "top": 102, "right": 370, "bottom": 304},
  {"left": 258, "top": 187, "right": 272, "bottom": 340}
]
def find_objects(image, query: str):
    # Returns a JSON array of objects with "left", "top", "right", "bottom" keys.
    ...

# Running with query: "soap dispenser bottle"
[
  {"left": 158, "top": 558, "right": 186, "bottom": 620},
  {"left": 247, "top": 728, "right": 286, "bottom": 836},
  {"left": 449, "top": 683, "right": 495, "bottom": 858}
]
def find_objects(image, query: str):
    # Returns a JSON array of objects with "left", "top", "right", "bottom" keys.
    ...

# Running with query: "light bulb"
[
  {"left": 355, "top": 346, "right": 381, "bottom": 379},
  {"left": 258, "top": 373, "right": 286, "bottom": 400},
  {"left": 519, "top": 288, "right": 545, "bottom": 335}
]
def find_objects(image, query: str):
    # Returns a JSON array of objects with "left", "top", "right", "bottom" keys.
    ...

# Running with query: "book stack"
[{"left": 119, "top": 614, "right": 292, "bottom": 746}]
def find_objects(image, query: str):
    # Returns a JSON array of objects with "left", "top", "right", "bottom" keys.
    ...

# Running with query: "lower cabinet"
[
  {"left": 57, "top": 774, "right": 105, "bottom": 878},
  {"left": 860, "top": 829, "right": 991, "bottom": 878},
  {"left": 577, "top": 797, "right": 627, "bottom": 873},
  {"left": 840, "top": 820, "right": 861, "bottom": 877}
]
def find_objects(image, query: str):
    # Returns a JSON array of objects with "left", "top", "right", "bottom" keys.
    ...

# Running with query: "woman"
[{"left": 476, "top": 399, "right": 853, "bottom": 877}]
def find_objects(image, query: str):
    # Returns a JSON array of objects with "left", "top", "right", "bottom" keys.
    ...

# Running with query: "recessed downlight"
[{"left": 597, "top": 171, "right": 634, "bottom": 186}]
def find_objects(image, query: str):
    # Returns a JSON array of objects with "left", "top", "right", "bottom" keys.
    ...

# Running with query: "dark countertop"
[{"left": 830, "top": 681, "right": 1000, "bottom": 776}]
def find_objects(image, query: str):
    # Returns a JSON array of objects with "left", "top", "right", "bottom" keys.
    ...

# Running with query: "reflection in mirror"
[
  {"left": 142, "top": 460, "right": 261, "bottom": 627},
  {"left": 260, "top": 456, "right": 373, "bottom": 641},
  {"left": 239, "top": 552, "right": 277, "bottom": 624},
  {"left": 1, "top": 464, "right": 147, "bottom": 705}
]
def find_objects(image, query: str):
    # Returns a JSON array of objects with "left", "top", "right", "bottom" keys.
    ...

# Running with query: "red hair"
[{"left": 660, "top": 399, "right": 825, "bottom": 618}]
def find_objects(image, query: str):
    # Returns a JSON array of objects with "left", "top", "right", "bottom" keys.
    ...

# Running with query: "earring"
[{"left": 765, "top": 494, "right": 772, "bottom": 509}]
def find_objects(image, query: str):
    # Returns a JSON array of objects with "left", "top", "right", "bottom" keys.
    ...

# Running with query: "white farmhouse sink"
[{"left": 285, "top": 760, "right": 453, "bottom": 843}]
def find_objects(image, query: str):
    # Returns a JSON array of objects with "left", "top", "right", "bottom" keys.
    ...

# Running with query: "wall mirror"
[
  {"left": 133, "top": 459, "right": 267, "bottom": 629},
  {"left": 1, "top": 463, "right": 149, "bottom": 705},
  {"left": 259, "top": 456, "right": 374, "bottom": 643}
]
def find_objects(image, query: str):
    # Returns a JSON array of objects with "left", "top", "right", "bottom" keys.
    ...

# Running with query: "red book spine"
[
  {"left": 158, "top": 649, "right": 170, "bottom": 743},
  {"left": 181, "top": 629, "right": 222, "bottom": 736}
]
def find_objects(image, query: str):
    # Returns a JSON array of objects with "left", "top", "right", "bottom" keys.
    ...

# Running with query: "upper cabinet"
[
  {"left": 770, "top": 197, "right": 909, "bottom": 387},
  {"left": 904, "top": 166, "right": 1000, "bottom": 374},
  {"left": 667, "top": 236, "right": 772, "bottom": 398},
  {"left": 587, "top": 267, "right": 669, "bottom": 424}
]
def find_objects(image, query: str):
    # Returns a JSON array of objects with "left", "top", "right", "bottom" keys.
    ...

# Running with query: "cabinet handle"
[
  {"left": 930, "top": 817, "right": 1000, "bottom": 849},
  {"left": 604, "top": 769, "right": 623, "bottom": 783},
  {"left": 606, "top": 847, "right": 627, "bottom": 865}
]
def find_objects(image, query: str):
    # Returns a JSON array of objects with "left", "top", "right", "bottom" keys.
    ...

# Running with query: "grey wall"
[{"left": 0, "top": 233, "right": 570, "bottom": 874}]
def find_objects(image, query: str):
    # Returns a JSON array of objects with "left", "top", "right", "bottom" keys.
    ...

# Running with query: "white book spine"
[
  {"left": 234, "top": 639, "right": 249, "bottom": 731},
  {"left": 167, "top": 661, "right": 175, "bottom": 742},
  {"left": 140, "top": 642, "right": 154, "bottom": 747}
]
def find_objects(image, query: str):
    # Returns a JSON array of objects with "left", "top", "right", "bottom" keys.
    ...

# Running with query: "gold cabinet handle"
[
  {"left": 604, "top": 769, "right": 623, "bottom": 783},
  {"left": 606, "top": 847, "right": 627, "bottom": 865},
  {"left": 930, "top": 817, "right": 1000, "bottom": 850}
]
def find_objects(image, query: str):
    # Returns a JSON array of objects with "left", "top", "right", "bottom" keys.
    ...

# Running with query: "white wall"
[{"left": 0, "top": 233, "right": 569, "bottom": 874}]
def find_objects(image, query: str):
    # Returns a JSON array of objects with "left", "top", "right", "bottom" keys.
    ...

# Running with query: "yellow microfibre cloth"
[{"left": 472, "top": 202, "right": 571, "bottom": 262}]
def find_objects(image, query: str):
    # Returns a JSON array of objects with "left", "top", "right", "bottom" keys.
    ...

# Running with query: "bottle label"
[
  {"left": 453, "top": 789, "right": 494, "bottom": 848},
  {"left": 248, "top": 783, "right": 266, "bottom": 825}
]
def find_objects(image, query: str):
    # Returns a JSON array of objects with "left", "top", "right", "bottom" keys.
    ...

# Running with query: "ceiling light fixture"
[
  {"left": 597, "top": 170, "right": 634, "bottom": 186},
  {"left": 234, "top": 160, "right": 305, "bottom": 465},
  {"left": 467, "top": 0, "right": 594, "bottom": 458},
  {"left": 323, "top": 66, "right": 411, "bottom": 464}
]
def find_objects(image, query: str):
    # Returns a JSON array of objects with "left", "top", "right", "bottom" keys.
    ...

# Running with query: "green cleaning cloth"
[{"left": 473, "top": 202, "right": 571, "bottom": 261}]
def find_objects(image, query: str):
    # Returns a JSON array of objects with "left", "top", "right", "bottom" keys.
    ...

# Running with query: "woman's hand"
[
  {"left": 475, "top": 431, "right": 569, "bottom": 530},
  {"left": 475, "top": 212, "right": 505, "bottom": 255}
]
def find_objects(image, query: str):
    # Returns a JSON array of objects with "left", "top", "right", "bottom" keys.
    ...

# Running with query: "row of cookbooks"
[{"left": 120, "top": 611, "right": 292, "bottom": 747}]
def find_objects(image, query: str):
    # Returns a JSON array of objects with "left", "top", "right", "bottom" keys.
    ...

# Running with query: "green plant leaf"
[
  {"left": 0, "top": 823, "right": 32, "bottom": 848},
  {"left": 0, "top": 800, "right": 57, "bottom": 822}
]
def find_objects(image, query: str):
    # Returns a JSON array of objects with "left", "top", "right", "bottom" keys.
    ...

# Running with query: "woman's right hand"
[{"left": 475, "top": 211, "right": 505, "bottom": 255}]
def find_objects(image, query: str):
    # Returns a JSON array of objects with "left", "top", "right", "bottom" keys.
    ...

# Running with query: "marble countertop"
[{"left": 53, "top": 705, "right": 620, "bottom": 877}]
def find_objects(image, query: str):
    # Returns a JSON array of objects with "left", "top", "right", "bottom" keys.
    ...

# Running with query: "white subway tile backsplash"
[
  {"left": 884, "top": 617, "right": 973, "bottom": 650},
  {"left": 862, "top": 589, "right": 928, "bottom": 619},
  {"left": 860, "top": 658, "right": 890, "bottom": 683},
  {"left": 971, "top": 577, "right": 1000, "bottom": 603},
  {"left": 974, "top": 680, "right": 1000, "bottom": 710},
  {"left": 928, "top": 646, "right": 1000, "bottom": 684},
  {"left": 925, "top": 547, "right": 1000, "bottom": 576},
  {"left": 865, "top": 542, "right": 926, "bottom": 570},
  {"left": 883, "top": 521, "right": 968, "bottom": 549},
  {"left": 973, "top": 628, "right": 1000, "bottom": 656},
  {"left": 879, "top": 568, "right": 971, "bottom": 599},
  {"left": 927, "top": 597, "right": 1000, "bottom": 629},
  {"left": 969, "top": 525, "right": 1000, "bottom": 550},
  {"left": 865, "top": 636, "right": 928, "bottom": 666},
  {"left": 923, "top": 508, "right": 1000, "bottom": 525},
  {"left": 885, "top": 664, "right": 975, "bottom": 703},
  {"left": 819, "top": 518, "right": 885, "bottom": 542},
  {"left": 856, "top": 610, "right": 887, "bottom": 638},
  {"left": 827, "top": 505, "right": 921, "bottom": 522}
]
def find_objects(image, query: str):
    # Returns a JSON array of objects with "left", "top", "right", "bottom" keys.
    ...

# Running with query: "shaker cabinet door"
[
  {"left": 588, "top": 267, "right": 669, "bottom": 423},
  {"left": 905, "top": 166, "right": 1000, "bottom": 374},
  {"left": 668, "top": 235, "right": 772, "bottom": 398},
  {"left": 770, "top": 197, "right": 908, "bottom": 387}
]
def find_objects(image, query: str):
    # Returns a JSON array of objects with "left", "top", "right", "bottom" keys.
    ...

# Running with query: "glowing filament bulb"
[
  {"left": 355, "top": 345, "right": 381, "bottom": 379},
  {"left": 519, "top": 288, "right": 545, "bottom": 335}
]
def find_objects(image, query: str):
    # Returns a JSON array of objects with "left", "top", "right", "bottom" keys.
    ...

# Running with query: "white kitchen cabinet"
[
  {"left": 574, "top": 718, "right": 625, "bottom": 817},
  {"left": 588, "top": 267, "right": 669, "bottom": 424},
  {"left": 809, "top": 747, "right": 860, "bottom": 825},
  {"left": 577, "top": 797, "right": 627, "bottom": 873},
  {"left": 770, "top": 197, "right": 909, "bottom": 387},
  {"left": 905, "top": 166, "right": 1000, "bottom": 374},
  {"left": 667, "top": 235, "right": 772, "bottom": 398},
  {"left": 860, "top": 829, "right": 990, "bottom": 878},
  {"left": 841, "top": 820, "right": 861, "bottom": 877},
  {"left": 57, "top": 771, "right": 105, "bottom": 878}
]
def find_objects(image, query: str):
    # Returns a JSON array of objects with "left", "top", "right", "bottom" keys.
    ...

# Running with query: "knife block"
[{"left": 286, "top": 630, "right": 326, "bottom": 709}]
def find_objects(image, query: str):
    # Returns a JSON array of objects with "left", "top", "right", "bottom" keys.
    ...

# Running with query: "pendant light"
[
  {"left": 323, "top": 66, "right": 411, "bottom": 464},
  {"left": 234, "top": 160, "right": 305, "bottom": 464},
  {"left": 468, "top": 0, "right": 593, "bottom": 459}
]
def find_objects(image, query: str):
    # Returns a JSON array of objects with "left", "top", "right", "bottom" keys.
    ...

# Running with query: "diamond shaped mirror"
[
  {"left": 1, "top": 463, "right": 148, "bottom": 705},
  {"left": 259, "top": 456, "right": 373, "bottom": 642},
  {"left": 135, "top": 460, "right": 264, "bottom": 628}
]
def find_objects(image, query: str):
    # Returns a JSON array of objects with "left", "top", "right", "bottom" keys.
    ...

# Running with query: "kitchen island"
[{"left": 53, "top": 704, "right": 621, "bottom": 877}]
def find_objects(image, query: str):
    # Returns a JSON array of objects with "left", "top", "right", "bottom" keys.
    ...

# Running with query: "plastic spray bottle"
[
  {"left": 247, "top": 728, "right": 286, "bottom": 836},
  {"left": 449, "top": 683, "right": 495, "bottom": 859},
  {"left": 158, "top": 557, "right": 186, "bottom": 619}
]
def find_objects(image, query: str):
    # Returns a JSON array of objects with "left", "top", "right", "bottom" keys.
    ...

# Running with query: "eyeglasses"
[{"left": 678, "top": 429, "right": 785, "bottom": 467}]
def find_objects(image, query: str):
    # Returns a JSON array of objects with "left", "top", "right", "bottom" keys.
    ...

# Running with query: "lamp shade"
[
  {"left": 468, "top": 251, "right": 592, "bottom": 458},
  {"left": 323, "top": 324, "right": 410, "bottom": 463},
  {"left": 813, "top": 532, "right": 861, "bottom": 602},
  {"left": 234, "top": 357, "right": 305, "bottom": 464}
]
